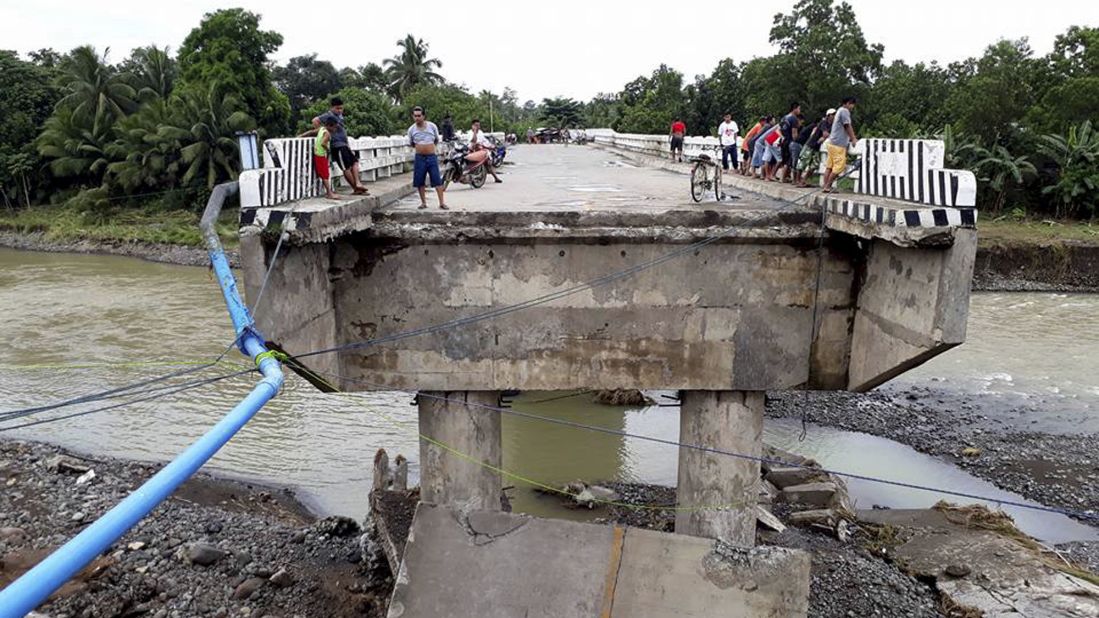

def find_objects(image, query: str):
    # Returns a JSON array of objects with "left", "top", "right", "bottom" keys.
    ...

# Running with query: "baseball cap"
[{"left": 826, "top": 108, "right": 837, "bottom": 115}]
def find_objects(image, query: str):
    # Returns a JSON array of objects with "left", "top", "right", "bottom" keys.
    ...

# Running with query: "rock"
[
  {"left": 787, "top": 509, "right": 839, "bottom": 527},
  {"left": 758, "top": 480, "right": 779, "bottom": 505},
  {"left": 755, "top": 506, "right": 786, "bottom": 533},
  {"left": 185, "top": 543, "right": 226, "bottom": 566},
  {"left": 765, "top": 466, "right": 823, "bottom": 489},
  {"left": 235, "top": 552, "right": 253, "bottom": 567},
  {"left": 71, "top": 511, "right": 86, "bottom": 522},
  {"left": 289, "top": 530, "right": 307, "bottom": 544},
  {"left": 961, "top": 447, "right": 982, "bottom": 457},
  {"left": 231, "top": 577, "right": 266, "bottom": 600},
  {"left": 836, "top": 519, "right": 851, "bottom": 542},
  {"left": 75, "top": 469, "right": 97, "bottom": 485},
  {"left": 269, "top": 568, "right": 294, "bottom": 588},
  {"left": 46, "top": 455, "right": 91, "bottom": 475},
  {"left": 780, "top": 482, "right": 838, "bottom": 507},
  {"left": 0, "top": 527, "right": 28, "bottom": 542},
  {"left": 128, "top": 541, "right": 147, "bottom": 551},
  {"left": 944, "top": 564, "right": 971, "bottom": 578},
  {"left": 315, "top": 516, "right": 360, "bottom": 538}
]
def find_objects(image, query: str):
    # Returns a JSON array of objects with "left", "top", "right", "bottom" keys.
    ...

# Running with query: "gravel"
[
  {"left": 766, "top": 388, "right": 1099, "bottom": 526},
  {"left": 0, "top": 439, "right": 387, "bottom": 617},
  {"left": 595, "top": 482, "right": 942, "bottom": 617}
]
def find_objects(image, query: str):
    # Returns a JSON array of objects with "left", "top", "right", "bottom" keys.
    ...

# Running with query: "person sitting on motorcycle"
[{"left": 469, "top": 119, "right": 503, "bottom": 184}]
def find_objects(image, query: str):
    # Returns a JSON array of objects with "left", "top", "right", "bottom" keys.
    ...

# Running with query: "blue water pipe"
[{"left": 0, "top": 182, "right": 284, "bottom": 617}]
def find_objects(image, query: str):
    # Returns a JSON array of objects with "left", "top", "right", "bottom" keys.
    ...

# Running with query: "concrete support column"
[
  {"left": 676, "top": 390, "right": 765, "bottom": 545},
  {"left": 417, "top": 391, "right": 502, "bottom": 510}
]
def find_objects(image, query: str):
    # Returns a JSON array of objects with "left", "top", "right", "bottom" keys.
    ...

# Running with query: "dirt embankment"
[
  {"left": 974, "top": 240, "right": 1099, "bottom": 292},
  {"left": 0, "top": 231, "right": 238, "bottom": 268}
]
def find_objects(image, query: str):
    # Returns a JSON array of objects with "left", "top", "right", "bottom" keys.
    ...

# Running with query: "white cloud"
[{"left": 4, "top": 0, "right": 1097, "bottom": 102}]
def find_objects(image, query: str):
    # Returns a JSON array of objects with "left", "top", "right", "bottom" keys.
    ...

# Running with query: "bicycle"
[{"left": 689, "top": 146, "right": 723, "bottom": 203}]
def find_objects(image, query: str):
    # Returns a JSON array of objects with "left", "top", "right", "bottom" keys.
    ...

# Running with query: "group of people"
[
  {"left": 670, "top": 96, "right": 858, "bottom": 193},
  {"left": 302, "top": 97, "right": 503, "bottom": 209}
]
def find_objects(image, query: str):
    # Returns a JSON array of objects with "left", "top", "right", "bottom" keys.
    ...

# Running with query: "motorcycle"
[
  {"left": 442, "top": 142, "right": 488, "bottom": 189},
  {"left": 489, "top": 136, "right": 508, "bottom": 168}
]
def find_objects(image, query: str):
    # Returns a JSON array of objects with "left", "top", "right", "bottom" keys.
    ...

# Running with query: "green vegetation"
[
  {"left": 591, "top": 0, "right": 1099, "bottom": 220},
  {"left": 0, "top": 0, "right": 1096, "bottom": 251},
  {"left": 0, "top": 203, "right": 239, "bottom": 248}
]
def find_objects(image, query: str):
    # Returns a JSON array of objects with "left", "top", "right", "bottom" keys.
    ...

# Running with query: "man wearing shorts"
[
  {"left": 408, "top": 106, "right": 448, "bottom": 210},
  {"left": 311, "top": 97, "right": 369, "bottom": 195},
  {"left": 313, "top": 117, "right": 340, "bottom": 199},
  {"left": 823, "top": 97, "right": 858, "bottom": 193},
  {"left": 669, "top": 118, "right": 686, "bottom": 162}
]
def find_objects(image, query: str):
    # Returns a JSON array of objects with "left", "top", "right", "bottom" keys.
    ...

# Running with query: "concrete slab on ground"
[
  {"left": 387, "top": 503, "right": 810, "bottom": 618},
  {"left": 859, "top": 508, "right": 1099, "bottom": 617}
]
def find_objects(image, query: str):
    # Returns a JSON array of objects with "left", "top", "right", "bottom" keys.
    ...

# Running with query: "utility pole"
[{"left": 489, "top": 98, "right": 495, "bottom": 134}]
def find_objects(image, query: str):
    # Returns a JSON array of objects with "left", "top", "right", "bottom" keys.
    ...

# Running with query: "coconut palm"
[
  {"left": 127, "top": 46, "right": 176, "bottom": 103},
  {"left": 105, "top": 99, "right": 180, "bottom": 191},
  {"left": 36, "top": 106, "right": 113, "bottom": 183},
  {"left": 383, "top": 35, "right": 443, "bottom": 103},
  {"left": 1038, "top": 120, "right": 1099, "bottom": 218},
  {"left": 973, "top": 145, "right": 1037, "bottom": 212},
  {"left": 161, "top": 85, "right": 256, "bottom": 189},
  {"left": 55, "top": 46, "right": 136, "bottom": 134}
]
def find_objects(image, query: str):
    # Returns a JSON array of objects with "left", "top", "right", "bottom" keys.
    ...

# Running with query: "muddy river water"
[{"left": 2, "top": 248, "right": 1096, "bottom": 542}]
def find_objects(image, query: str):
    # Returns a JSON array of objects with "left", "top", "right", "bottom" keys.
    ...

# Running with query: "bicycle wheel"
[
  {"left": 714, "top": 165, "right": 722, "bottom": 201},
  {"left": 690, "top": 163, "right": 708, "bottom": 203}
]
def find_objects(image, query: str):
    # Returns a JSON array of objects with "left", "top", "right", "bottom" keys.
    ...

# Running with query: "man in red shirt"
[{"left": 669, "top": 118, "right": 686, "bottom": 162}]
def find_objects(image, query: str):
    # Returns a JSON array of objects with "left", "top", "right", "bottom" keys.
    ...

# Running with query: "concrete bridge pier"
[
  {"left": 417, "top": 391, "right": 503, "bottom": 510},
  {"left": 676, "top": 391, "right": 764, "bottom": 544}
]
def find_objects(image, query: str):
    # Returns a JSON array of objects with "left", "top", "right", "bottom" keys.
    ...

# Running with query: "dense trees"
[{"left": 4, "top": 0, "right": 1097, "bottom": 219}]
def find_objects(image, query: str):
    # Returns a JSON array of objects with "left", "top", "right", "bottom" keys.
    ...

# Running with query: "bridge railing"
[
  {"left": 240, "top": 131, "right": 505, "bottom": 209},
  {"left": 588, "top": 129, "right": 977, "bottom": 209}
]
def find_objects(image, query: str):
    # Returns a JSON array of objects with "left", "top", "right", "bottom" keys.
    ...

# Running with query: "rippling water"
[{"left": 1, "top": 248, "right": 1096, "bottom": 541}]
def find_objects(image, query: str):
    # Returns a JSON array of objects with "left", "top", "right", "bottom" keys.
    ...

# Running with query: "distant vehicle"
[{"left": 534, "top": 127, "right": 565, "bottom": 144}]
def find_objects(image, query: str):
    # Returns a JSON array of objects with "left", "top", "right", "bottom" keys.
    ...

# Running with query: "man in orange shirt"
[
  {"left": 669, "top": 118, "right": 686, "bottom": 162},
  {"left": 740, "top": 117, "right": 767, "bottom": 175}
]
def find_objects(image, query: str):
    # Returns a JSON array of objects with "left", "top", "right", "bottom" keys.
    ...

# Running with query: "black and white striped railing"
[
  {"left": 589, "top": 130, "right": 979, "bottom": 229},
  {"left": 856, "top": 138, "right": 976, "bottom": 208},
  {"left": 239, "top": 136, "right": 415, "bottom": 209}
]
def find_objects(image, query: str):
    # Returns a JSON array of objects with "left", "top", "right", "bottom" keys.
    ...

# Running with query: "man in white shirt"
[
  {"left": 470, "top": 119, "right": 503, "bottom": 183},
  {"left": 717, "top": 113, "right": 740, "bottom": 171}
]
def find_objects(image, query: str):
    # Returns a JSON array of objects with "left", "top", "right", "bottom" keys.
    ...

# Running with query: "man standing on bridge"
[
  {"left": 822, "top": 97, "right": 858, "bottom": 194},
  {"left": 408, "top": 106, "right": 448, "bottom": 210},
  {"left": 669, "top": 118, "right": 687, "bottom": 162},
  {"left": 306, "top": 97, "right": 370, "bottom": 195},
  {"left": 717, "top": 113, "right": 739, "bottom": 171}
]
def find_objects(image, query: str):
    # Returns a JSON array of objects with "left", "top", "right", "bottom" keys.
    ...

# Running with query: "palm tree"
[
  {"left": 36, "top": 106, "right": 113, "bottom": 183},
  {"left": 105, "top": 99, "right": 180, "bottom": 191},
  {"left": 161, "top": 85, "right": 256, "bottom": 189},
  {"left": 56, "top": 46, "right": 136, "bottom": 134},
  {"left": 128, "top": 46, "right": 176, "bottom": 103},
  {"left": 1038, "top": 120, "right": 1099, "bottom": 218},
  {"left": 383, "top": 35, "right": 443, "bottom": 103},
  {"left": 973, "top": 145, "right": 1037, "bottom": 212}
]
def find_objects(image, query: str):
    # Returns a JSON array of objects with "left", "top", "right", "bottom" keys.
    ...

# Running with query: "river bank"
[
  {"left": 768, "top": 389, "right": 1099, "bottom": 527},
  {"left": 0, "top": 439, "right": 387, "bottom": 618}
]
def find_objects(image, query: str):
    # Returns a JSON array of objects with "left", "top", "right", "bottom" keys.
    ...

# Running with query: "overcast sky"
[{"left": 4, "top": 1, "right": 1097, "bottom": 102}]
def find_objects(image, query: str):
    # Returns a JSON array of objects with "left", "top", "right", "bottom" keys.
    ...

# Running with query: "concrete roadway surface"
[{"left": 394, "top": 143, "right": 802, "bottom": 215}]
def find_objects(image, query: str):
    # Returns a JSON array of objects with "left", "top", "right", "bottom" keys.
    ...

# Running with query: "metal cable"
[{"left": 0, "top": 368, "right": 255, "bottom": 432}]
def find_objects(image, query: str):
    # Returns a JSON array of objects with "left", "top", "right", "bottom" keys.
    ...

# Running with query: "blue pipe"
[{"left": 0, "top": 182, "right": 283, "bottom": 617}]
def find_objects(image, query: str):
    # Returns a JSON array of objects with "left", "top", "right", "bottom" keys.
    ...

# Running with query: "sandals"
[
  {"left": 439, "top": 204, "right": 450, "bottom": 210},
  {"left": 353, "top": 187, "right": 369, "bottom": 195},
  {"left": 418, "top": 202, "right": 428, "bottom": 209}
]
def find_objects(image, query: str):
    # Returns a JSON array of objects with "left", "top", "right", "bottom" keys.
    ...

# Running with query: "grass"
[
  {"left": 978, "top": 217, "right": 1099, "bottom": 247},
  {"left": 0, "top": 204, "right": 239, "bottom": 249}
]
